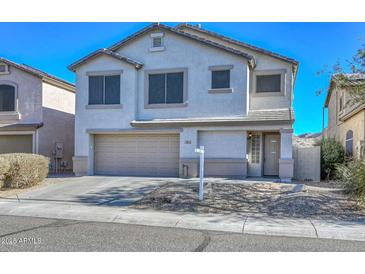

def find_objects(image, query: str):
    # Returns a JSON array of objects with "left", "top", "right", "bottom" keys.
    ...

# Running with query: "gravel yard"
[{"left": 133, "top": 180, "right": 365, "bottom": 222}]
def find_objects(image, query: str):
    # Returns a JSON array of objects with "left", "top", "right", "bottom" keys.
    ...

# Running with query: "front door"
[{"left": 264, "top": 134, "right": 280, "bottom": 176}]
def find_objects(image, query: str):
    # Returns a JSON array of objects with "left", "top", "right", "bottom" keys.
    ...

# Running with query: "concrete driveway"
[{"left": 8, "top": 176, "right": 179, "bottom": 206}]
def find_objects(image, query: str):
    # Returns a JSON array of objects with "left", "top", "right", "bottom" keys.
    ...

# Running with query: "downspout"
[{"left": 134, "top": 66, "right": 140, "bottom": 122}]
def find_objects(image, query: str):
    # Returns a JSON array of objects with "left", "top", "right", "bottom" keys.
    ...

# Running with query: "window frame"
[
  {"left": 208, "top": 65, "right": 234, "bottom": 94},
  {"left": 0, "top": 81, "right": 18, "bottom": 115},
  {"left": 252, "top": 69, "right": 287, "bottom": 97},
  {"left": 149, "top": 32, "right": 165, "bottom": 52},
  {"left": 144, "top": 68, "right": 188, "bottom": 109},
  {"left": 339, "top": 95, "right": 344, "bottom": 112},
  {"left": 345, "top": 130, "right": 354, "bottom": 158},
  {"left": 86, "top": 70, "right": 123, "bottom": 109},
  {"left": 0, "top": 63, "right": 9, "bottom": 75},
  {"left": 248, "top": 133, "right": 261, "bottom": 164}
]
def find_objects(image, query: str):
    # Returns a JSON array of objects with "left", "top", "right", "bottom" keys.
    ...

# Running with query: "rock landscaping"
[{"left": 133, "top": 179, "right": 365, "bottom": 222}]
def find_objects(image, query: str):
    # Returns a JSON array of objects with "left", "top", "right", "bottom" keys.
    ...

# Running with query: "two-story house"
[
  {"left": 324, "top": 73, "right": 365, "bottom": 159},
  {"left": 69, "top": 23, "right": 298, "bottom": 182},
  {"left": 0, "top": 57, "right": 75, "bottom": 171}
]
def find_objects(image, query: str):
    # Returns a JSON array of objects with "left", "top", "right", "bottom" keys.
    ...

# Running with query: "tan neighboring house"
[
  {"left": 324, "top": 73, "right": 365, "bottom": 159},
  {"left": 0, "top": 57, "right": 75, "bottom": 171}
]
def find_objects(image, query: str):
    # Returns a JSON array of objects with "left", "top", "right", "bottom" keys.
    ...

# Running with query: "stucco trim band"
[
  {"left": 86, "top": 128, "right": 182, "bottom": 134},
  {"left": 208, "top": 88, "right": 234, "bottom": 94},
  {"left": 85, "top": 104, "right": 123, "bottom": 110}
]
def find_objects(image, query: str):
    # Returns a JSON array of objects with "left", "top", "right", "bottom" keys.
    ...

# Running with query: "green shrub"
[
  {"left": 320, "top": 137, "right": 345, "bottom": 180},
  {"left": 0, "top": 153, "right": 49, "bottom": 189},
  {"left": 336, "top": 160, "right": 365, "bottom": 201}
]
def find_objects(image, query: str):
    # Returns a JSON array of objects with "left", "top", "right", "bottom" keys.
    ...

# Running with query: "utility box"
[{"left": 55, "top": 142, "right": 64, "bottom": 159}]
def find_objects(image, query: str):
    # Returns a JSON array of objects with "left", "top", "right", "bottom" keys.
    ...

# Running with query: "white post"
[{"left": 195, "top": 145, "right": 205, "bottom": 201}]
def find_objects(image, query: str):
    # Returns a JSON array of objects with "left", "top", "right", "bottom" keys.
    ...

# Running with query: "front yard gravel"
[{"left": 132, "top": 180, "right": 365, "bottom": 222}]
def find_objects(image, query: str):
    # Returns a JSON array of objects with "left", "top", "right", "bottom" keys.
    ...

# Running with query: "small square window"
[
  {"left": 153, "top": 37, "right": 162, "bottom": 48},
  {"left": 212, "top": 70, "right": 230, "bottom": 89},
  {"left": 0, "top": 63, "right": 9, "bottom": 74}
]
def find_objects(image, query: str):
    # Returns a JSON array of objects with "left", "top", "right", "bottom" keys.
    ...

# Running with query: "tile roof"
[
  {"left": 176, "top": 23, "right": 299, "bottom": 66},
  {"left": 108, "top": 23, "right": 256, "bottom": 67},
  {"left": 324, "top": 73, "right": 365, "bottom": 107},
  {"left": 0, "top": 57, "right": 75, "bottom": 90},
  {"left": 68, "top": 48, "right": 143, "bottom": 71},
  {"left": 0, "top": 123, "right": 44, "bottom": 131},
  {"left": 131, "top": 108, "right": 294, "bottom": 127}
]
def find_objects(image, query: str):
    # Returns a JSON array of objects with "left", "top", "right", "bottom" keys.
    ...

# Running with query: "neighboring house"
[
  {"left": 69, "top": 23, "right": 298, "bottom": 181},
  {"left": 0, "top": 57, "right": 75, "bottom": 171},
  {"left": 324, "top": 73, "right": 365, "bottom": 159}
]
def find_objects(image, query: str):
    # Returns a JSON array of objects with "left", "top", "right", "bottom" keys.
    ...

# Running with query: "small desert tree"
[
  {"left": 320, "top": 137, "right": 345, "bottom": 180},
  {"left": 317, "top": 44, "right": 365, "bottom": 106}
]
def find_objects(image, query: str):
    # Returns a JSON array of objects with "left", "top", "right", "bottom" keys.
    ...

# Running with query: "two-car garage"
[{"left": 93, "top": 134, "right": 180, "bottom": 177}]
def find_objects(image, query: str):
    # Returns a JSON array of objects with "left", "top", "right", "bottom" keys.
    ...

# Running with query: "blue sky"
[{"left": 0, "top": 22, "right": 364, "bottom": 135}]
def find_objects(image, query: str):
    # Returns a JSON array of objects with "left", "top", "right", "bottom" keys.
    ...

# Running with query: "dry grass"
[{"left": 0, "top": 153, "right": 49, "bottom": 189}]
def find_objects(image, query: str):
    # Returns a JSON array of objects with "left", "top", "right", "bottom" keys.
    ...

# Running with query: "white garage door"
[{"left": 94, "top": 134, "right": 180, "bottom": 176}]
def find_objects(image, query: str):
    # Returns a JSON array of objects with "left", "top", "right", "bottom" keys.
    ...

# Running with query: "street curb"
[{"left": 0, "top": 200, "right": 364, "bottom": 242}]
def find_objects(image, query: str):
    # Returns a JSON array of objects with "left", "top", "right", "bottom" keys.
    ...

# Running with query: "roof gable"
[
  {"left": 324, "top": 73, "right": 365, "bottom": 107},
  {"left": 108, "top": 23, "right": 256, "bottom": 68},
  {"left": 68, "top": 48, "right": 143, "bottom": 71},
  {"left": 0, "top": 57, "right": 75, "bottom": 92}
]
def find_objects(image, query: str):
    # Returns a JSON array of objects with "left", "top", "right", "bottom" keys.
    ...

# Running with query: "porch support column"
[{"left": 279, "top": 128, "right": 294, "bottom": 183}]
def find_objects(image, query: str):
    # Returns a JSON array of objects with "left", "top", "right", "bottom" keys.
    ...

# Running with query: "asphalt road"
[{"left": 1, "top": 215, "right": 365, "bottom": 252}]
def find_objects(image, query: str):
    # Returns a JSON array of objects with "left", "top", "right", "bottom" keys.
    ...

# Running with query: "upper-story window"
[
  {"left": 153, "top": 37, "right": 162, "bottom": 48},
  {"left": 0, "top": 84, "right": 15, "bottom": 111},
  {"left": 88, "top": 75, "right": 120, "bottom": 105},
  {"left": 145, "top": 69, "right": 187, "bottom": 108},
  {"left": 253, "top": 69, "right": 286, "bottom": 96},
  {"left": 0, "top": 63, "right": 9, "bottom": 75},
  {"left": 345, "top": 130, "right": 353, "bottom": 158},
  {"left": 150, "top": 33, "right": 165, "bottom": 52},
  {"left": 256, "top": 74, "right": 281, "bottom": 93},
  {"left": 339, "top": 96, "right": 344, "bottom": 112},
  {"left": 212, "top": 70, "right": 230, "bottom": 89},
  {"left": 208, "top": 65, "right": 234, "bottom": 94}
]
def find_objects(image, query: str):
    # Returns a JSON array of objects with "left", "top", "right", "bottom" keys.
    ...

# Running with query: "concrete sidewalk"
[{"left": 1, "top": 198, "right": 364, "bottom": 242}]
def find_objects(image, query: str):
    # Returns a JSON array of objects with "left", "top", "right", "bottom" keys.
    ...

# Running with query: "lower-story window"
[{"left": 248, "top": 133, "right": 260, "bottom": 164}]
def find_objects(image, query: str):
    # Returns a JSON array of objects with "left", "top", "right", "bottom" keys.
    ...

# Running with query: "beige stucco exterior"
[
  {"left": 325, "top": 84, "right": 365, "bottom": 159},
  {"left": 0, "top": 60, "right": 75, "bottom": 170}
]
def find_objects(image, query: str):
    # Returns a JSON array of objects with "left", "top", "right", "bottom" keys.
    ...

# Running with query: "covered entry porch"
[{"left": 247, "top": 128, "right": 294, "bottom": 182}]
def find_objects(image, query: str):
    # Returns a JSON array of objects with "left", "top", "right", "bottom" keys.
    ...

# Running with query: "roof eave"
[
  {"left": 68, "top": 49, "right": 143, "bottom": 72},
  {"left": 176, "top": 23, "right": 299, "bottom": 67},
  {"left": 0, "top": 57, "right": 75, "bottom": 90},
  {"left": 131, "top": 119, "right": 294, "bottom": 128}
]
